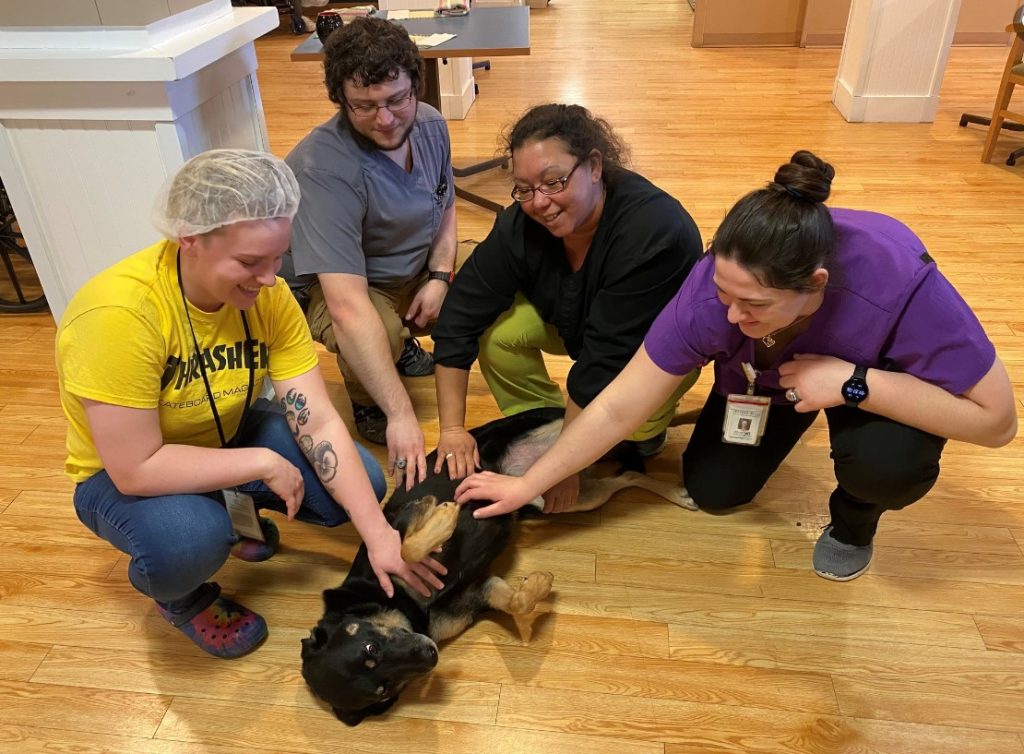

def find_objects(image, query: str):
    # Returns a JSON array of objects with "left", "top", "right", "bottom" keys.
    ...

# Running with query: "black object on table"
[{"left": 0, "top": 180, "right": 47, "bottom": 313}]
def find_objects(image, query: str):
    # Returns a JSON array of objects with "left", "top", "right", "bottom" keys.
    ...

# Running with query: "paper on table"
[
  {"left": 389, "top": 9, "right": 436, "bottom": 19},
  {"left": 410, "top": 33, "right": 456, "bottom": 48}
]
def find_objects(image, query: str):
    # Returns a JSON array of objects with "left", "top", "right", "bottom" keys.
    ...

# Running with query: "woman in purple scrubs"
[{"left": 453, "top": 150, "right": 1017, "bottom": 582}]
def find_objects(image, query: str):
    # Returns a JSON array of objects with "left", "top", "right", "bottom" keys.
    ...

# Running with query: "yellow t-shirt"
[{"left": 56, "top": 240, "right": 319, "bottom": 483}]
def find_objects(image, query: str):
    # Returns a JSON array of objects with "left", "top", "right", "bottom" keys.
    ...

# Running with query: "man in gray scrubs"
[{"left": 283, "top": 16, "right": 456, "bottom": 489}]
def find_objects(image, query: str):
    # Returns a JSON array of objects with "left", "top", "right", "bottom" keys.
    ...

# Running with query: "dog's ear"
[
  {"left": 322, "top": 585, "right": 385, "bottom": 616},
  {"left": 334, "top": 706, "right": 367, "bottom": 727},
  {"left": 334, "top": 696, "right": 399, "bottom": 726},
  {"left": 300, "top": 626, "right": 329, "bottom": 657}
]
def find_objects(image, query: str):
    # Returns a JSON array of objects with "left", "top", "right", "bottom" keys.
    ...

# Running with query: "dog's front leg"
[{"left": 400, "top": 496, "right": 460, "bottom": 563}]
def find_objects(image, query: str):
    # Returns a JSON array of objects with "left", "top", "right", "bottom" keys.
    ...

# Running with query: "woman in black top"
[{"left": 431, "top": 104, "right": 703, "bottom": 513}]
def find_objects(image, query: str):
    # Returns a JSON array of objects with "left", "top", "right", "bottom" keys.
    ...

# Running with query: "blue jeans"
[{"left": 73, "top": 399, "right": 386, "bottom": 610}]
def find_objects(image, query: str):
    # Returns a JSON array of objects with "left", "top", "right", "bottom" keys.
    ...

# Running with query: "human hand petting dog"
[
  {"left": 365, "top": 526, "right": 447, "bottom": 598},
  {"left": 455, "top": 471, "right": 536, "bottom": 518},
  {"left": 435, "top": 426, "right": 480, "bottom": 480},
  {"left": 778, "top": 354, "right": 852, "bottom": 412},
  {"left": 387, "top": 413, "right": 427, "bottom": 491}
]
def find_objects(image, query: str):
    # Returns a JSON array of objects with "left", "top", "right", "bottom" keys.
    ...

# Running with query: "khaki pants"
[
  {"left": 305, "top": 272, "right": 430, "bottom": 407},
  {"left": 478, "top": 294, "right": 699, "bottom": 441}
]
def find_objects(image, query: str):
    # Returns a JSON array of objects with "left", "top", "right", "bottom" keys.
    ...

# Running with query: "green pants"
[{"left": 478, "top": 295, "right": 699, "bottom": 441}]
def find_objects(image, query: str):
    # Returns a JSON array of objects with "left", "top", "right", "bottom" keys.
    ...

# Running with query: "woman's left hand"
[
  {"left": 366, "top": 527, "right": 447, "bottom": 599},
  {"left": 778, "top": 354, "right": 852, "bottom": 412}
]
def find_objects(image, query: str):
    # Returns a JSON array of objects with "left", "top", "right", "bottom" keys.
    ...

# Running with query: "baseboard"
[{"left": 832, "top": 78, "right": 939, "bottom": 123}]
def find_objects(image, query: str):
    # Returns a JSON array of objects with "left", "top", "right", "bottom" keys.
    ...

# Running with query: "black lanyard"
[{"left": 176, "top": 253, "right": 255, "bottom": 448}]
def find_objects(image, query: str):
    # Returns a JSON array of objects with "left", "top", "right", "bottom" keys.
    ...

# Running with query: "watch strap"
[{"left": 428, "top": 270, "right": 454, "bottom": 284}]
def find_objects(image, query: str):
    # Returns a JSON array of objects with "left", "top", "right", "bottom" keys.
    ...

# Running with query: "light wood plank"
[
  {"left": 497, "top": 684, "right": 1023, "bottom": 754},
  {"left": 0, "top": 723, "right": 287, "bottom": 754},
  {"left": 976, "top": 613, "right": 1024, "bottom": 654},
  {"left": 0, "top": 640, "right": 49, "bottom": 682},
  {"left": 156, "top": 695, "right": 664, "bottom": 754},
  {"left": 0, "top": 679, "right": 170, "bottom": 737}
]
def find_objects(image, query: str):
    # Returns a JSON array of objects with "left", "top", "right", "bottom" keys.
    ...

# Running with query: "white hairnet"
[{"left": 152, "top": 149, "right": 301, "bottom": 239}]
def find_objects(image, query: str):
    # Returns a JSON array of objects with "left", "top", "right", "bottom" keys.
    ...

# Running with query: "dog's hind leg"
[
  {"left": 400, "top": 496, "right": 460, "bottom": 563},
  {"left": 482, "top": 572, "right": 554, "bottom": 643},
  {"left": 571, "top": 472, "right": 697, "bottom": 512}
]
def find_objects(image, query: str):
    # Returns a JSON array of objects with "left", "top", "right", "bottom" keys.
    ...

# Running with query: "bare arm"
[
  {"left": 318, "top": 271, "right": 426, "bottom": 488},
  {"left": 780, "top": 354, "right": 1017, "bottom": 447},
  {"left": 83, "top": 399, "right": 303, "bottom": 508},
  {"left": 273, "top": 367, "right": 445, "bottom": 597},
  {"left": 406, "top": 203, "right": 458, "bottom": 329},
  {"left": 540, "top": 398, "right": 583, "bottom": 514},
  {"left": 456, "top": 345, "right": 684, "bottom": 517}
]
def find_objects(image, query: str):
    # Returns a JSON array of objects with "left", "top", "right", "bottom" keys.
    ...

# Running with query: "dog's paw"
[
  {"left": 401, "top": 501, "right": 459, "bottom": 563},
  {"left": 670, "top": 486, "right": 698, "bottom": 511},
  {"left": 508, "top": 571, "right": 554, "bottom": 615}
]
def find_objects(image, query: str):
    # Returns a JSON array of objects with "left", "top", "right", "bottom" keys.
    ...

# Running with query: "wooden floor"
[{"left": 2, "top": 2, "right": 1024, "bottom": 752}]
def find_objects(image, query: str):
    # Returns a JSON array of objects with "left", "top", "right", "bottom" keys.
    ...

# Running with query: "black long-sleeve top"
[{"left": 433, "top": 167, "right": 703, "bottom": 408}]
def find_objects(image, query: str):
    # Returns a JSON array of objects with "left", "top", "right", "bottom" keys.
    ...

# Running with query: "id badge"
[
  {"left": 222, "top": 489, "right": 265, "bottom": 542},
  {"left": 723, "top": 394, "right": 771, "bottom": 446}
]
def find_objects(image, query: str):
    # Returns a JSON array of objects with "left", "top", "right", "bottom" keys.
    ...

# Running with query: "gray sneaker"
[
  {"left": 396, "top": 338, "right": 435, "bottom": 377},
  {"left": 813, "top": 525, "right": 873, "bottom": 581},
  {"left": 352, "top": 402, "right": 387, "bottom": 445}
]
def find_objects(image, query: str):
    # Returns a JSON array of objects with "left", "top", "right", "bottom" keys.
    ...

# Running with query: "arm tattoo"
[{"left": 282, "top": 389, "right": 339, "bottom": 485}]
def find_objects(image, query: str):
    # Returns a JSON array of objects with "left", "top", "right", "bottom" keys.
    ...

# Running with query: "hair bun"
[{"left": 773, "top": 150, "right": 834, "bottom": 204}]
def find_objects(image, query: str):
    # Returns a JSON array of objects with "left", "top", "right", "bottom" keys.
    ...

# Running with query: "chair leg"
[
  {"left": 1008, "top": 145, "right": 1024, "bottom": 166},
  {"left": 982, "top": 83, "right": 1017, "bottom": 163}
]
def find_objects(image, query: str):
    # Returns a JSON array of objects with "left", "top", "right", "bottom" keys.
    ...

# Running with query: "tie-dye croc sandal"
[
  {"left": 156, "top": 582, "right": 268, "bottom": 659},
  {"left": 230, "top": 517, "right": 280, "bottom": 563}
]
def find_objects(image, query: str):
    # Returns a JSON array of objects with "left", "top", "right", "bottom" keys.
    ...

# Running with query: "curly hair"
[
  {"left": 323, "top": 16, "right": 425, "bottom": 108},
  {"left": 711, "top": 150, "right": 836, "bottom": 292},
  {"left": 504, "top": 104, "right": 630, "bottom": 169}
]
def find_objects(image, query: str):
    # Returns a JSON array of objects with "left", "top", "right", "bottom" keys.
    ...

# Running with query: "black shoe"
[
  {"left": 352, "top": 402, "right": 388, "bottom": 445},
  {"left": 628, "top": 430, "right": 667, "bottom": 459},
  {"left": 396, "top": 337, "right": 435, "bottom": 377}
]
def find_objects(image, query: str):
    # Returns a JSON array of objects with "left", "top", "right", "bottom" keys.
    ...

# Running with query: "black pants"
[{"left": 682, "top": 392, "right": 947, "bottom": 546}]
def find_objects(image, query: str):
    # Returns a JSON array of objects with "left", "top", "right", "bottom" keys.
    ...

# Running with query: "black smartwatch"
[
  {"left": 842, "top": 364, "right": 869, "bottom": 408},
  {"left": 428, "top": 270, "right": 454, "bottom": 285}
]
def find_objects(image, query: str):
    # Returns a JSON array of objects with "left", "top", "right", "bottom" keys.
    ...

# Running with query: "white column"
[
  {"left": 832, "top": 0, "right": 962, "bottom": 123},
  {"left": 0, "top": 1, "right": 278, "bottom": 320}
]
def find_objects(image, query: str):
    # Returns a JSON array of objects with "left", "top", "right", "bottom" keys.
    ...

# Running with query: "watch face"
[{"left": 844, "top": 378, "right": 868, "bottom": 403}]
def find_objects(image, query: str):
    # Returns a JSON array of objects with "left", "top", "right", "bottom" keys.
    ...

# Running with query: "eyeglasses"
[
  {"left": 344, "top": 90, "right": 416, "bottom": 118},
  {"left": 510, "top": 159, "right": 584, "bottom": 203}
]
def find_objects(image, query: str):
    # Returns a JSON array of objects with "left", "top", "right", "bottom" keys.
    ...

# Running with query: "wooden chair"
[{"left": 959, "top": 5, "right": 1024, "bottom": 165}]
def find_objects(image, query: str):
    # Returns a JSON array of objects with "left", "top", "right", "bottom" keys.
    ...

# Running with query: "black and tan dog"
[{"left": 301, "top": 407, "right": 694, "bottom": 726}]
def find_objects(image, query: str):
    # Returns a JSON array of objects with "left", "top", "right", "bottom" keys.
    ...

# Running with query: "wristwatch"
[
  {"left": 842, "top": 364, "right": 869, "bottom": 408},
  {"left": 428, "top": 270, "right": 454, "bottom": 285}
]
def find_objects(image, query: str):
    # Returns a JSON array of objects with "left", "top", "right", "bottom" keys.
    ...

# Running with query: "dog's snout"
[{"left": 423, "top": 643, "right": 438, "bottom": 663}]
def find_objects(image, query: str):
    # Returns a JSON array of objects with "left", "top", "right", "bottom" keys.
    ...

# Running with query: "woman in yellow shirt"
[{"left": 57, "top": 150, "right": 444, "bottom": 659}]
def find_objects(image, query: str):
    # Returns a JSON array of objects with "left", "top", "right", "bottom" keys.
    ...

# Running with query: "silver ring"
[
  {"left": 395, "top": 458, "right": 407, "bottom": 470},
  {"left": 785, "top": 388, "right": 800, "bottom": 403},
  {"left": 445, "top": 452, "right": 454, "bottom": 459}
]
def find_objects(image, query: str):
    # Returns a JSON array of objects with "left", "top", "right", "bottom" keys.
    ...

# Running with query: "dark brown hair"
[
  {"left": 504, "top": 104, "right": 630, "bottom": 169},
  {"left": 711, "top": 150, "right": 836, "bottom": 291},
  {"left": 323, "top": 16, "right": 425, "bottom": 108}
]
